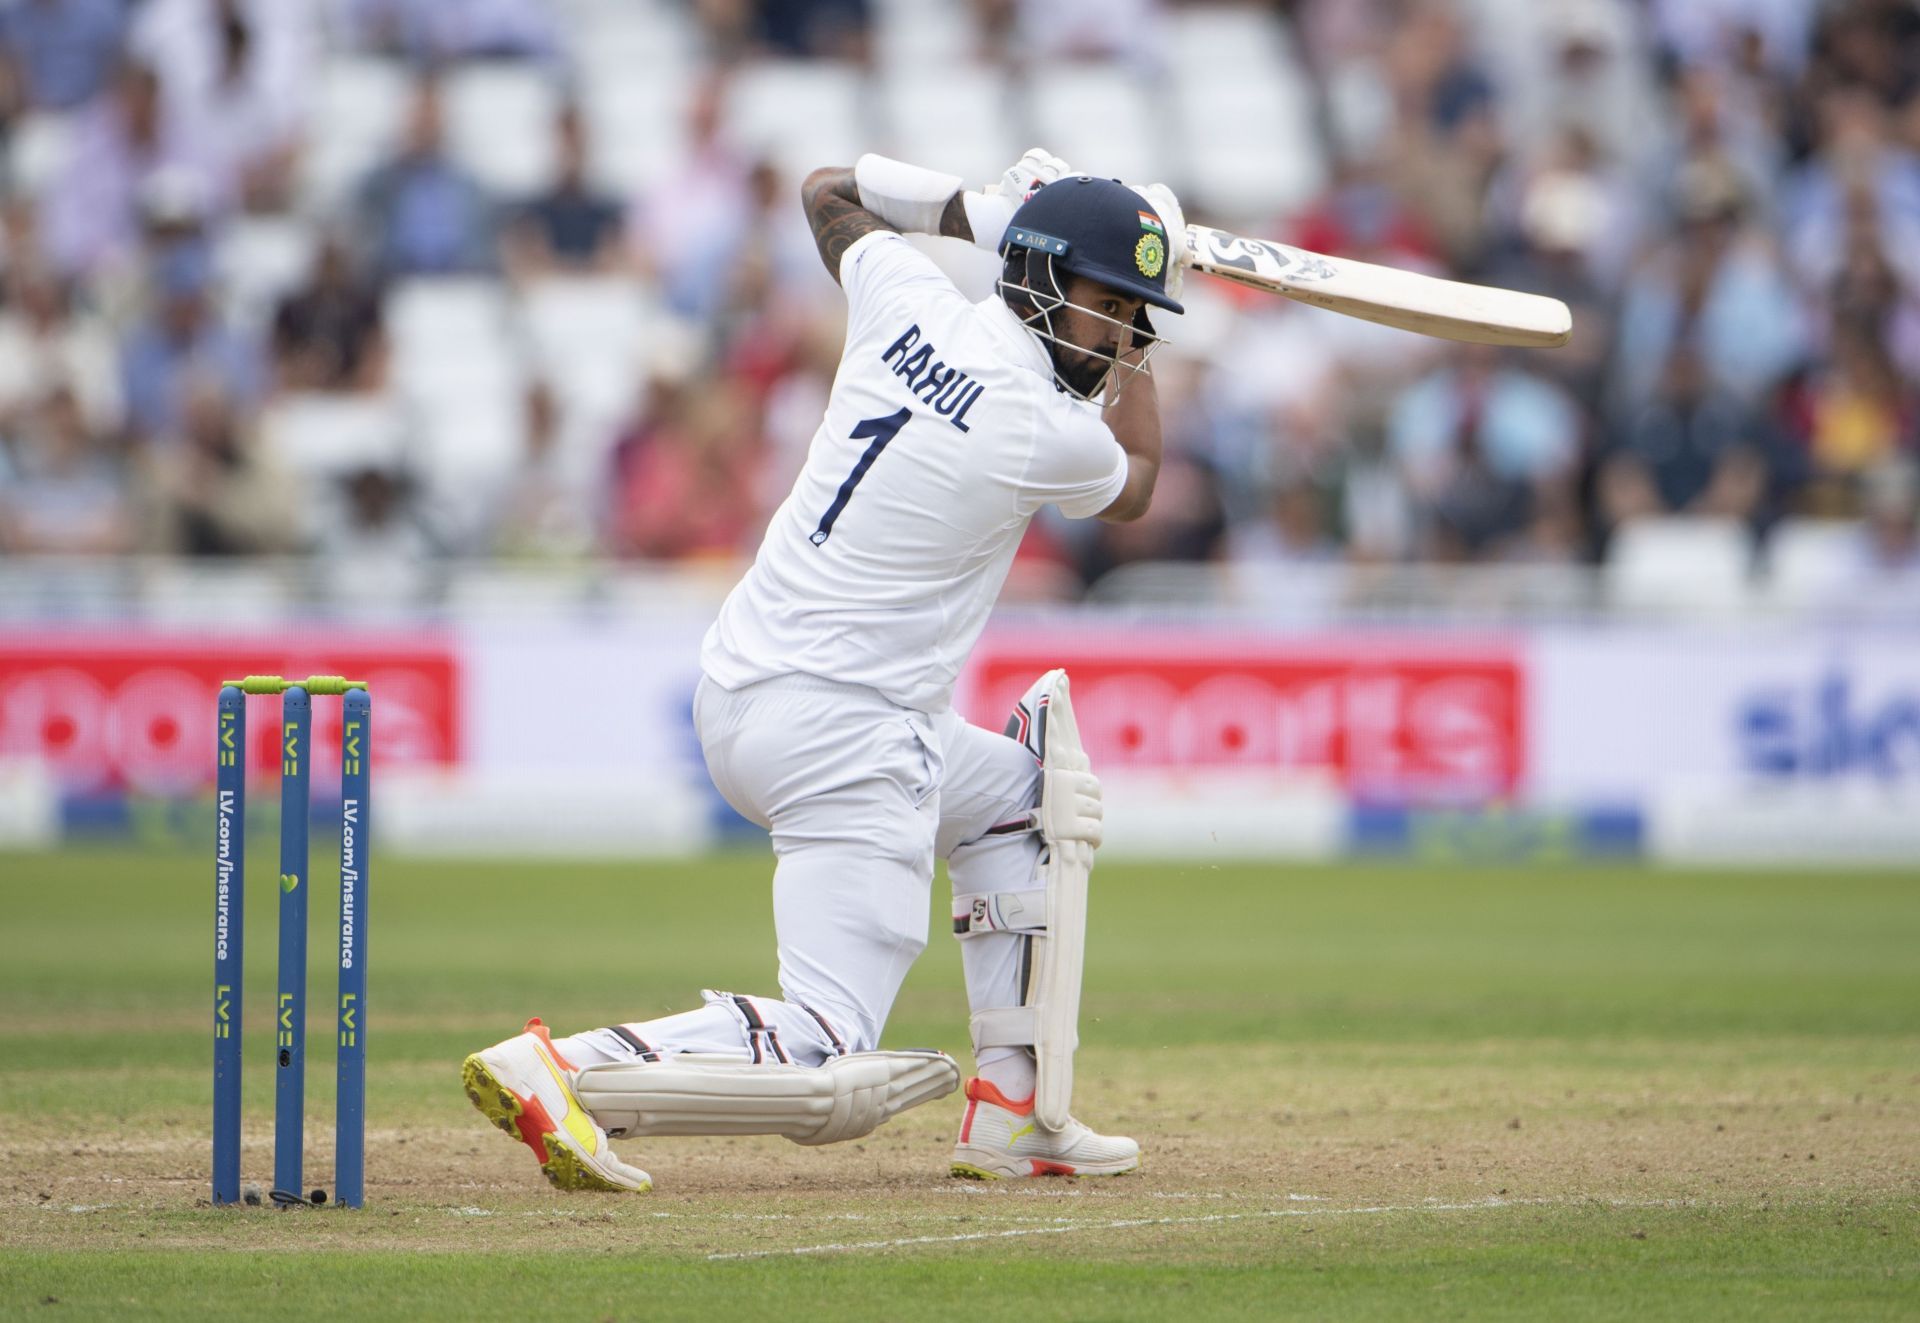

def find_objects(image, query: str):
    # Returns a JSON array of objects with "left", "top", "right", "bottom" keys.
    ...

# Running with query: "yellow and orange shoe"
[
  {"left": 949, "top": 1077, "right": 1141, "bottom": 1179},
  {"left": 461, "top": 1018, "right": 653, "bottom": 1193}
]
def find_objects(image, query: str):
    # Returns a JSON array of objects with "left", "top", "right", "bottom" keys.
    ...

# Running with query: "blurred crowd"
[{"left": 0, "top": 0, "right": 1915, "bottom": 600}]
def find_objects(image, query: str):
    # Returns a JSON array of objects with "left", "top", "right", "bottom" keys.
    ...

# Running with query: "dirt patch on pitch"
[{"left": 5, "top": 1039, "right": 1915, "bottom": 1257}]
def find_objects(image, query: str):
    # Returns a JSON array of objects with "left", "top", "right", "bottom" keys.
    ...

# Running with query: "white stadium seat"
[
  {"left": 1605, "top": 516, "right": 1754, "bottom": 616},
  {"left": 411, "top": 386, "right": 526, "bottom": 479},
  {"left": 1028, "top": 66, "right": 1161, "bottom": 192},
  {"left": 215, "top": 216, "right": 319, "bottom": 332},
  {"left": 580, "top": 74, "right": 691, "bottom": 196},
  {"left": 876, "top": 64, "right": 1016, "bottom": 189},
  {"left": 518, "top": 276, "right": 652, "bottom": 421},
  {"left": 7, "top": 110, "right": 75, "bottom": 197},
  {"left": 1168, "top": 5, "right": 1323, "bottom": 218},
  {"left": 1765, "top": 518, "right": 1863, "bottom": 610},
  {"left": 1166, "top": 4, "right": 1290, "bottom": 78},
  {"left": 386, "top": 278, "right": 515, "bottom": 359},
  {"left": 383, "top": 278, "right": 528, "bottom": 518},
  {"left": 564, "top": 0, "right": 697, "bottom": 81},
  {"left": 563, "top": 0, "right": 697, "bottom": 193},
  {"left": 724, "top": 60, "right": 866, "bottom": 182},
  {"left": 873, "top": 0, "right": 981, "bottom": 69},
  {"left": 259, "top": 394, "right": 409, "bottom": 477},
  {"left": 300, "top": 57, "right": 411, "bottom": 213},
  {"left": 1175, "top": 77, "right": 1325, "bottom": 220},
  {"left": 444, "top": 63, "right": 564, "bottom": 200},
  {"left": 396, "top": 347, "right": 525, "bottom": 410}
]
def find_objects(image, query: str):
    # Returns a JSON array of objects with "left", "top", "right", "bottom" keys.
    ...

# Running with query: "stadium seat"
[
  {"left": 1169, "top": 10, "right": 1323, "bottom": 220},
  {"left": 408, "top": 383, "right": 529, "bottom": 495},
  {"left": 444, "top": 64, "right": 564, "bottom": 200},
  {"left": 1765, "top": 518, "right": 1863, "bottom": 611},
  {"left": 1175, "top": 79, "right": 1324, "bottom": 221},
  {"left": 577, "top": 59, "right": 694, "bottom": 196},
  {"left": 1164, "top": 5, "right": 1322, "bottom": 218},
  {"left": 1029, "top": 66, "right": 1161, "bottom": 190},
  {"left": 382, "top": 278, "right": 530, "bottom": 519},
  {"left": 876, "top": 64, "right": 1015, "bottom": 189},
  {"left": 300, "top": 56, "right": 411, "bottom": 213},
  {"left": 724, "top": 61, "right": 865, "bottom": 183},
  {"left": 387, "top": 278, "right": 515, "bottom": 360},
  {"left": 259, "top": 394, "right": 409, "bottom": 476},
  {"left": 1604, "top": 516, "right": 1755, "bottom": 616},
  {"left": 6, "top": 110, "right": 74, "bottom": 197},
  {"left": 517, "top": 276, "right": 652, "bottom": 422},
  {"left": 215, "top": 216, "right": 319, "bottom": 332},
  {"left": 1166, "top": 4, "right": 1288, "bottom": 76},
  {"left": 873, "top": 0, "right": 981, "bottom": 70},
  {"left": 563, "top": 0, "right": 695, "bottom": 77}
]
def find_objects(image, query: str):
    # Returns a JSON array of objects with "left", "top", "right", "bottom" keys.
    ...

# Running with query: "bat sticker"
[{"left": 1195, "top": 231, "right": 1337, "bottom": 283}]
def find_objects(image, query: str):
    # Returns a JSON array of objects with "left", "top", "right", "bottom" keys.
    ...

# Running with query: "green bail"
[{"left": 219, "top": 675, "right": 370, "bottom": 695}]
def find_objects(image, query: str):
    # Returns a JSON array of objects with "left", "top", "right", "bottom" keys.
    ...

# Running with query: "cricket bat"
[{"left": 1184, "top": 225, "right": 1572, "bottom": 348}]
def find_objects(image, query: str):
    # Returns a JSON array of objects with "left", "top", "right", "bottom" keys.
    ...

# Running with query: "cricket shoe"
[
  {"left": 461, "top": 1018, "right": 653, "bottom": 1193},
  {"left": 949, "top": 1078, "right": 1141, "bottom": 1179}
]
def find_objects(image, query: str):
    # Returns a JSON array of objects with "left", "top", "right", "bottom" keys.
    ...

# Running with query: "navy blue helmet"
[{"left": 1000, "top": 176, "right": 1184, "bottom": 315}]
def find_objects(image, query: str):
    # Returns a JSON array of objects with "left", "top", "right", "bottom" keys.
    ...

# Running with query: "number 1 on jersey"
[{"left": 810, "top": 407, "right": 911, "bottom": 546}]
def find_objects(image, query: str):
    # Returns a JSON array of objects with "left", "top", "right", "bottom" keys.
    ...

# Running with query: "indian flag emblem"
[{"left": 1137, "top": 211, "right": 1165, "bottom": 236}]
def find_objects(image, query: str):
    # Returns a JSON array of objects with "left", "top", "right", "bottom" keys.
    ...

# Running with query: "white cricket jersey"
[{"left": 701, "top": 231, "right": 1127, "bottom": 713}]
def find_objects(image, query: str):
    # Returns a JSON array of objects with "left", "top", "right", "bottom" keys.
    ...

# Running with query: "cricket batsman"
[{"left": 463, "top": 150, "right": 1186, "bottom": 1191}]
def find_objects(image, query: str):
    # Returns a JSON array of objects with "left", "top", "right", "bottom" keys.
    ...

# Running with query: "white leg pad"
[
  {"left": 1020, "top": 670, "right": 1096, "bottom": 1133},
  {"left": 573, "top": 1050, "right": 960, "bottom": 1147},
  {"left": 1034, "top": 822, "right": 1090, "bottom": 1132}
]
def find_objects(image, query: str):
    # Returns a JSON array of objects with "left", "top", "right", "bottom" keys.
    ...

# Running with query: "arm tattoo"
[
  {"left": 937, "top": 193, "right": 972, "bottom": 243},
  {"left": 802, "top": 167, "right": 894, "bottom": 283}
]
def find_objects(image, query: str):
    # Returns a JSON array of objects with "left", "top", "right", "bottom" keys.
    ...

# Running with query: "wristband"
[
  {"left": 853, "top": 154, "right": 963, "bottom": 236},
  {"left": 962, "top": 190, "right": 1018, "bottom": 255}
]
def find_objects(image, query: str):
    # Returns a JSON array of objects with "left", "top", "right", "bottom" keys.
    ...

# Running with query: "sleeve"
[
  {"left": 1015, "top": 399, "right": 1129, "bottom": 520},
  {"left": 841, "top": 231, "right": 963, "bottom": 339}
]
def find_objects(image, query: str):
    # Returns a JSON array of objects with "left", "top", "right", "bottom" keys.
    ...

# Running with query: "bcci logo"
[{"left": 1135, "top": 232, "right": 1165, "bottom": 279}]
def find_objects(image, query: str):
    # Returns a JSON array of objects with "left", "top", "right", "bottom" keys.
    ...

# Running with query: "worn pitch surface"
[{"left": 2, "top": 849, "right": 1915, "bottom": 1320}]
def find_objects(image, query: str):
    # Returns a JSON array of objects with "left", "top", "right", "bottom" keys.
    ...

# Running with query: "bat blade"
[{"left": 1183, "top": 225, "right": 1572, "bottom": 349}]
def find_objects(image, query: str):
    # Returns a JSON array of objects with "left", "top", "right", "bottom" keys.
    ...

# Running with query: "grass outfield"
[{"left": 1, "top": 847, "right": 1915, "bottom": 1321}]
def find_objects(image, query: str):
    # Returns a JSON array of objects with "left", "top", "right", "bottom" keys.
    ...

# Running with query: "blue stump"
[
  {"left": 212, "top": 686, "right": 246, "bottom": 1205},
  {"left": 274, "top": 686, "right": 311, "bottom": 1200},
  {"left": 335, "top": 688, "right": 370, "bottom": 1208}
]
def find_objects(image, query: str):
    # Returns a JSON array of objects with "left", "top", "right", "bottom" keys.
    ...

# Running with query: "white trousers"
[{"left": 561, "top": 672, "right": 1042, "bottom": 1071}]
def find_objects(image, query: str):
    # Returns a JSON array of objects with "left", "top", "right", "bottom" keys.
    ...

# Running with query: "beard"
[{"left": 1051, "top": 343, "right": 1113, "bottom": 400}]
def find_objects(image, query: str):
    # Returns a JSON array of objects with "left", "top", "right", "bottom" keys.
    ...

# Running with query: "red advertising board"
[
  {"left": 968, "top": 633, "right": 1525, "bottom": 797},
  {"left": 0, "top": 632, "right": 461, "bottom": 794}
]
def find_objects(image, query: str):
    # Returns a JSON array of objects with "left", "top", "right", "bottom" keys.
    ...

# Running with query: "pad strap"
[
  {"left": 970, "top": 1006, "right": 1037, "bottom": 1050},
  {"left": 709, "top": 989, "right": 792, "bottom": 1065},
  {"left": 952, "top": 890, "right": 1049, "bottom": 937}
]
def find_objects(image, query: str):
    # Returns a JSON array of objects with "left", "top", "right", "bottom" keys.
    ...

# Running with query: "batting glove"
[
  {"left": 1128, "top": 181, "right": 1187, "bottom": 300},
  {"left": 996, "top": 147, "right": 1074, "bottom": 205},
  {"left": 964, "top": 148, "right": 1074, "bottom": 254}
]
